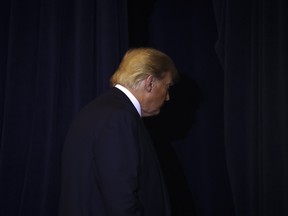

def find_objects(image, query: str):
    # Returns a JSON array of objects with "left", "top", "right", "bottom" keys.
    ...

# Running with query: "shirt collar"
[{"left": 115, "top": 84, "right": 141, "bottom": 116}]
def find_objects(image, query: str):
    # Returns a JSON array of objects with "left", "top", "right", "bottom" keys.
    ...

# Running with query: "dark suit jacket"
[{"left": 59, "top": 87, "right": 171, "bottom": 216}]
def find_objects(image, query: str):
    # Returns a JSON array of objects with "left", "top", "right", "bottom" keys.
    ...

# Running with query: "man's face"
[{"left": 141, "top": 72, "right": 173, "bottom": 117}]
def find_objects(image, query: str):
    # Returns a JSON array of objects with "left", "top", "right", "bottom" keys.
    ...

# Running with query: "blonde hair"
[{"left": 110, "top": 47, "right": 178, "bottom": 89}]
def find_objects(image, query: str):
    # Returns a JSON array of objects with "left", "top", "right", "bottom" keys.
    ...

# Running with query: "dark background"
[{"left": 0, "top": 0, "right": 287, "bottom": 216}]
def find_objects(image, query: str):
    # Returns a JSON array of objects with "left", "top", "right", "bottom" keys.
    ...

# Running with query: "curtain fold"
[
  {"left": 0, "top": 0, "right": 128, "bottom": 215},
  {"left": 213, "top": 0, "right": 288, "bottom": 215}
]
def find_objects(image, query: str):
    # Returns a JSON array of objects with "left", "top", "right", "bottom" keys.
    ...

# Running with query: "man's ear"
[{"left": 144, "top": 75, "right": 153, "bottom": 92}]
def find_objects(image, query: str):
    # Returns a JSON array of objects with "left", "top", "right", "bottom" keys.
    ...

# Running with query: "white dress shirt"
[{"left": 115, "top": 84, "right": 141, "bottom": 116}]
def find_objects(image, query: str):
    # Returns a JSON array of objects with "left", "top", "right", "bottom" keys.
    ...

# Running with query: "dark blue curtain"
[
  {"left": 0, "top": 0, "right": 128, "bottom": 215},
  {"left": 1, "top": 0, "right": 288, "bottom": 216},
  {"left": 213, "top": 0, "right": 288, "bottom": 215}
]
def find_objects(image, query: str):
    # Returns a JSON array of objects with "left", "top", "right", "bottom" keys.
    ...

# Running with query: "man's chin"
[{"left": 142, "top": 110, "right": 160, "bottom": 117}]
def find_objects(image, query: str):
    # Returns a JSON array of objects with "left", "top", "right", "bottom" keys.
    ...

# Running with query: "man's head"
[{"left": 110, "top": 47, "right": 178, "bottom": 117}]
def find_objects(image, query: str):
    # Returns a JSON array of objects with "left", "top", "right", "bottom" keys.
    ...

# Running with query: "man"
[{"left": 59, "top": 47, "right": 178, "bottom": 216}]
